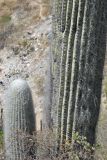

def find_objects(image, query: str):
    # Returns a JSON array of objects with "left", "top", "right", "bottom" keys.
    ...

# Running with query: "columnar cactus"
[
  {"left": 3, "top": 79, "right": 36, "bottom": 160},
  {"left": 53, "top": 0, "right": 107, "bottom": 152},
  {"left": 73, "top": 0, "right": 107, "bottom": 145}
]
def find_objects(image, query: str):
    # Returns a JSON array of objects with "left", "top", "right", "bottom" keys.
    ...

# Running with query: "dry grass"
[
  {"left": 0, "top": 0, "right": 51, "bottom": 44},
  {"left": 0, "top": 0, "right": 16, "bottom": 30},
  {"left": 0, "top": 0, "right": 17, "bottom": 15},
  {"left": 0, "top": 0, "right": 50, "bottom": 28}
]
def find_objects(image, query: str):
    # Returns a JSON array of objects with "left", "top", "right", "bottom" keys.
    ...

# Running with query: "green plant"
[
  {"left": 3, "top": 79, "right": 36, "bottom": 160},
  {"left": 72, "top": 132, "right": 95, "bottom": 152},
  {"left": 0, "top": 15, "right": 11, "bottom": 24},
  {"left": 18, "top": 39, "right": 30, "bottom": 47}
]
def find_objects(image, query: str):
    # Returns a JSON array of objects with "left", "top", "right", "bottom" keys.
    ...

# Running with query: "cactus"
[
  {"left": 3, "top": 79, "right": 36, "bottom": 160},
  {"left": 53, "top": 0, "right": 107, "bottom": 151},
  {"left": 73, "top": 0, "right": 107, "bottom": 145}
]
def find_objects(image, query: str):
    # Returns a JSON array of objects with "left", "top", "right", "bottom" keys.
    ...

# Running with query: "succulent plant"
[{"left": 3, "top": 79, "right": 36, "bottom": 160}]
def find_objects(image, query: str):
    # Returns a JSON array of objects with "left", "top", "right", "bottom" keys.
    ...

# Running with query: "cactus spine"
[{"left": 4, "top": 79, "right": 36, "bottom": 160}]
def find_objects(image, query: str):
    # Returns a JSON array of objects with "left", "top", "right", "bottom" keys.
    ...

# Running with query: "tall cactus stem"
[{"left": 4, "top": 79, "right": 36, "bottom": 160}]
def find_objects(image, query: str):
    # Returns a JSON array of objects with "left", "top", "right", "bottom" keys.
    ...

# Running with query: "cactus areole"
[{"left": 4, "top": 79, "right": 36, "bottom": 160}]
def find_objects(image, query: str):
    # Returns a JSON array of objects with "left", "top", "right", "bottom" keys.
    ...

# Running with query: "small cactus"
[{"left": 3, "top": 79, "right": 36, "bottom": 160}]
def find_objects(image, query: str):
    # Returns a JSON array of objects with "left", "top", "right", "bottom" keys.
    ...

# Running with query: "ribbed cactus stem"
[{"left": 4, "top": 79, "right": 36, "bottom": 160}]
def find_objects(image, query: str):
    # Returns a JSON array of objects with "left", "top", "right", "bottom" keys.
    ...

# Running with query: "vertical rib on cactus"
[
  {"left": 66, "top": 0, "right": 85, "bottom": 141},
  {"left": 57, "top": 0, "right": 63, "bottom": 32},
  {"left": 4, "top": 79, "right": 36, "bottom": 160},
  {"left": 65, "top": 0, "right": 73, "bottom": 32},
  {"left": 60, "top": 0, "right": 79, "bottom": 145},
  {"left": 61, "top": 0, "right": 68, "bottom": 32},
  {"left": 56, "top": 0, "right": 73, "bottom": 148},
  {"left": 51, "top": 0, "right": 63, "bottom": 126}
]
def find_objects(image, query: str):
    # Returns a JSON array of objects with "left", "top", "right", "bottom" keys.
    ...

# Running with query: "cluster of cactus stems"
[
  {"left": 3, "top": 79, "right": 36, "bottom": 160},
  {"left": 2, "top": 0, "right": 107, "bottom": 158},
  {"left": 52, "top": 0, "right": 107, "bottom": 150}
]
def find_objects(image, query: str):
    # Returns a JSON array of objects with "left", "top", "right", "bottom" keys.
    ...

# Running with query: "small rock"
[
  {"left": 12, "top": 46, "right": 20, "bottom": 55},
  {"left": 30, "top": 46, "right": 35, "bottom": 52},
  {"left": 0, "top": 81, "right": 4, "bottom": 86},
  {"left": 23, "top": 53, "right": 27, "bottom": 57},
  {"left": 27, "top": 31, "right": 32, "bottom": 35},
  {"left": 7, "top": 56, "right": 10, "bottom": 59},
  {"left": 5, "top": 74, "right": 11, "bottom": 78},
  {"left": 25, "top": 74, "right": 29, "bottom": 78}
]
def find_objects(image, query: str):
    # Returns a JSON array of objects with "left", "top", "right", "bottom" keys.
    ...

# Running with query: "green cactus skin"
[{"left": 3, "top": 79, "right": 36, "bottom": 160}]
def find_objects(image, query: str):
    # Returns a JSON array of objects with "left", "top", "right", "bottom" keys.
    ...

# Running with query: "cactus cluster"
[{"left": 2, "top": 0, "right": 107, "bottom": 158}]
